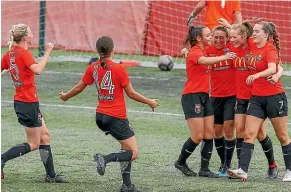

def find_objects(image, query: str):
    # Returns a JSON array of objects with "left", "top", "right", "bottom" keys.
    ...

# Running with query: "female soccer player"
[
  {"left": 174, "top": 25, "right": 236, "bottom": 178},
  {"left": 205, "top": 26, "right": 237, "bottom": 177},
  {"left": 227, "top": 21, "right": 291, "bottom": 182},
  {"left": 1, "top": 24, "right": 67, "bottom": 182},
  {"left": 228, "top": 22, "right": 282, "bottom": 179},
  {"left": 59, "top": 36, "right": 159, "bottom": 191}
]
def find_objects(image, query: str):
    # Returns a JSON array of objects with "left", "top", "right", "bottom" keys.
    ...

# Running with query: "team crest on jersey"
[
  {"left": 38, "top": 113, "right": 42, "bottom": 123},
  {"left": 256, "top": 54, "right": 262, "bottom": 61},
  {"left": 194, "top": 104, "right": 202, "bottom": 114},
  {"left": 223, "top": 48, "right": 230, "bottom": 54},
  {"left": 245, "top": 52, "right": 250, "bottom": 61}
]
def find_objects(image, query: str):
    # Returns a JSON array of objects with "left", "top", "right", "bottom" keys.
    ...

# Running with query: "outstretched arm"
[
  {"left": 59, "top": 80, "right": 88, "bottom": 101},
  {"left": 124, "top": 83, "right": 159, "bottom": 111}
]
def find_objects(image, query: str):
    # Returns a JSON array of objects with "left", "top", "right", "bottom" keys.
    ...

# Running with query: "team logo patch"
[
  {"left": 223, "top": 48, "right": 230, "bottom": 54},
  {"left": 194, "top": 104, "right": 202, "bottom": 114},
  {"left": 256, "top": 54, "right": 262, "bottom": 61},
  {"left": 38, "top": 113, "right": 42, "bottom": 122}
]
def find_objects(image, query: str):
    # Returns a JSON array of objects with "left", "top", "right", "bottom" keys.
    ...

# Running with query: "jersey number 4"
[{"left": 100, "top": 71, "right": 115, "bottom": 94}]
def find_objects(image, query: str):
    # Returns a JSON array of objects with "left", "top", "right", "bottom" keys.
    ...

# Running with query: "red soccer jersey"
[
  {"left": 1, "top": 46, "right": 38, "bottom": 102},
  {"left": 82, "top": 60, "right": 130, "bottom": 119},
  {"left": 206, "top": 45, "right": 236, "bottom": 97},
  {"left": 230, "top": 44, "right": 252, "bottom": 100},
  {"left": 248, "top": 41, "right": 284, "bottom": 96},
  {"left": 182, "top": 45, "right": 210, "bottom": 95}
]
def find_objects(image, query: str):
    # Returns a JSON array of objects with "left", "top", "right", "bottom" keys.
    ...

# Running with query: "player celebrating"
[
  {"left": 174, "top": 25, "right": 236, "bottom": 178},
  {"left": 216, "top": 20, "right": 282, "bottom": 178},
  {"left": 187, "top": 0, "right": 242, "bottom": 30},
  {"left": 1, "top": 24, "right": 67, "bottom": 182},
  {"left": 204, "top": 26, "right": 237, "bottom": 177},
  {"left": 59, "top": 36, "right": 159, "bottom": 191},
  {"left": 227, "top": 21, "right": 291, "bottom": 182}
]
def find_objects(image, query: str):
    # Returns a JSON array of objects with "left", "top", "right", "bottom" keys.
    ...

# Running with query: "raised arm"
[
  {"left": 187, "top": 0, "right": 207, "bottom": 26},
  {"left": 29, "top": 42, "right": 54, "bottom": 75}
]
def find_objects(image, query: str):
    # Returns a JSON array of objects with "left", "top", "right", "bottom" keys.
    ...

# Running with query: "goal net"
[{"left": 1, "top": 1, "right": 291, "bottom": 72}]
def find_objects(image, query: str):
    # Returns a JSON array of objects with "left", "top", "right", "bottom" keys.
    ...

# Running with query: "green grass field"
[{"left": 1, "top": 61, "right": 291, "bottom": 192}]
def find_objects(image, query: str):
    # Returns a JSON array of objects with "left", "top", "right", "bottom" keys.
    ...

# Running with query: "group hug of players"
[{"left": 1, "top": 4, "right": 291, "bottom": 192}]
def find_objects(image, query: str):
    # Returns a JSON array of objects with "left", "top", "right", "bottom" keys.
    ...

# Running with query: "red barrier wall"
[{"left": 1, "top": 1, "right": 290, "bottom": 62}]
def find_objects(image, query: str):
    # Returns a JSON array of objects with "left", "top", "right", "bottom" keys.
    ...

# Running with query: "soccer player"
[
  {"left": 227, "top": 21, "right": 281, "bottom": 178},
  {"left": 204, "top": 26, "right": 237, "bottom": 176},
  {"left": 174, "top": 25, "right": 236, "bottom": 178},
  {"left": 1, "top": 24, "right": 67, "bottom": 182},
  {"left": 59, "top": 36, "right": 159, "bottom": 191},
  {"left": 187, "top": 0, "right": 242, "bottom": 30},
  {"left": 227, "top": 21, "right": 291, "bottom": 182}
]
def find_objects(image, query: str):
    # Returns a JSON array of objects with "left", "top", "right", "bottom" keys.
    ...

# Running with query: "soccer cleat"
[
  {"left": 267, "top": 166, "right": 278, "bottom": 179},
  {"left": 94, "top": 153, "right": 106, "bottom": 176},
  {"left": 45, "top": 174, "right": 68, "bottom": 183},
  {"left": 216, "top": 164, "right": 224, "bottom": 175},
  {"left": 282, "top": 169, "right": 291, "bottom": 182},
  {"left": 1, "top": 160, "right": 5, "bottom": 180},
  {"left": 198, "top": 170, "right": 219, "bottom": 178},
  {"left": 216, "top": 165, "right": 229, "bottom": 177},
  {"left": 120, "top": 184, "right": 140, "bottom": 192},
  {"left": 174, "top": 161, "right": 197, "bottom": 176},
  {"left": 227, "top": 168, "right": 247, "bottom": 181}
]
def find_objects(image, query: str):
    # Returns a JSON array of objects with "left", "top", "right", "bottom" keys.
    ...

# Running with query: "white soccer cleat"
[
  {"left": 227, "top": 168, "right": 248, "bottom": 181},
  {"left": 282, "top": 169, "right": 291, "bottom": 182}
]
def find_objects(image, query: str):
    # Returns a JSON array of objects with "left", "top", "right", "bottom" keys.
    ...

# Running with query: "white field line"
[
  {"left": 2, "top": 101, "right": 291, "bottom": 125},
  {"left": 43, "top": 70, "right": 186, "bottom": 81},
  {"left": 1, "top": 101, "right": 183, "bottom": 117}
]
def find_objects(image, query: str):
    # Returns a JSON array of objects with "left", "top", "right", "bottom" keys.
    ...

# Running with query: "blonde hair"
[
  {"left": 7, "top": 24, "right": 28, "bottom": 50},
  {"left": 231, "top": 22, "right": 253, "bottom": 39}
]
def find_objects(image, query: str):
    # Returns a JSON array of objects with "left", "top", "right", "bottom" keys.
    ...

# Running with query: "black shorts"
[
  {"left": 235, "top": 98, "right": 249, "bottom": 115},
  {"left": 247, "top": 92, "right": 288, "bottom": 119},
  {"left": 14, "top": 100, "right": 43, "bottom": 128},
  {"left": 211, "top": 95, "right": 236, "bottom": 124},
  {"left": 181, "top": 93, "right": 213, "bottom": 119},
  {"left": 95, "top": 113, "right": 135, "bottom": 141}
]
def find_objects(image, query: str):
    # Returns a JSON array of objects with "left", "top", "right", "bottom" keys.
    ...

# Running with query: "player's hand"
[
  {"left": 59, "top": 91, "right": 69, "bottom": 101},
  {"left": 267, "top": 74, "right": 279, "bottom": 84},
  {"left": 148, "top": 99, "right": 159, "bottom": 112},
  {"left": 1, "top": 69, "right": 9, "bottom": 76},
  {"left": 181, "top": 48, "right": 189, "bottom": 57},
  {"left": 187, "top": 12, "right": 196, "bottom": 26},
  {"left": 246, "top": 74, "right": 260, "bottom": 84},
  {"left": 45, "top": 42, "right": 54, "bottom": 54},
  {"left": 225, "top": 52, "right": 237, "bottom": 59},
  {"left": 217, "top": 18, "right": 231, "bottom": 28}
]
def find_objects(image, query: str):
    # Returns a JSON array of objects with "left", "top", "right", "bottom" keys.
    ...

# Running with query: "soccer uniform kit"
[
  {"left": 82, "top": 60, "right": 134, "bottom": 140},
  {"left": 181, "top": 45, "right": 213, "bottom": 119},
  {"left": 246, "top": 41, "right": 287, "bottom": 119},
  {"left": 206, "top": 45, "right": 236, "bottom": 125},
  {"left": 1, "top": 46, "right": 42, "bottom": 127}
]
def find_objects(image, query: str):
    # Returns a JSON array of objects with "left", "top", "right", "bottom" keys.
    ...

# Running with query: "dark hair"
[
  {"left": 257, "top": 21, "right": 280, "bottom": 57},
  {"left": 213, "top": 25, "right": 229, "bottom": 38},
  {"left": 231, "top": 22, "right": 253, "bottom": 38},
  {"left": 96, "top": 36, "right": 114, "bottom": 68},
  {"left": 182, "top": 25, "right": 206, "bottom": 47}
]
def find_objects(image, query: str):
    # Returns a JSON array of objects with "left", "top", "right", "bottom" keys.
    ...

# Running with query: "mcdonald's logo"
[{"left": 234, "top": 57, "right": 246, "bottom": 68}]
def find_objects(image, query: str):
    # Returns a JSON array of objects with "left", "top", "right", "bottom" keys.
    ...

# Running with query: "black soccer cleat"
[
  {"left": 94, "top": 153, "right": 106, "bottom": 176},
  {"left": 198, "top": 169, "right": 219, "bottom": 178},
  {"left": 120, "top": 184, "right": 140, "bottom": 192},
  {"left": 174, "top": 161, "right": 197, "bottom": 176},
  {"left": 45, "top": 173, "right": 68, "bottom": 183},
  {"left": 267, "top": 166, "right": 278, "bottom": 179}
]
